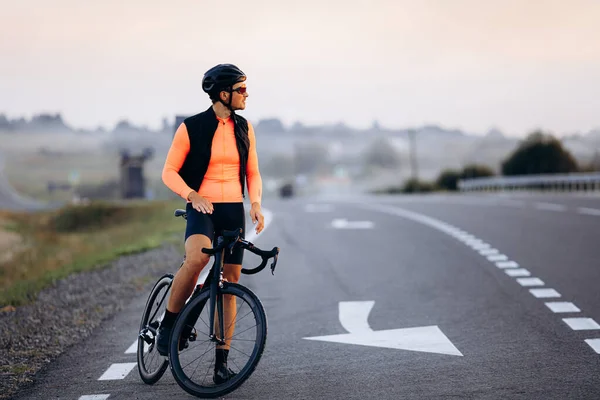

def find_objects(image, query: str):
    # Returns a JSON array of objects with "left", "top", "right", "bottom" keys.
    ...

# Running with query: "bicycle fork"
[{"left": 208, "top": 245, "right": 227, "bottom": 346}]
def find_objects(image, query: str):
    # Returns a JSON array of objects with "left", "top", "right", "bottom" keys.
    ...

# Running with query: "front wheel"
[
  {"left": 137, "top": 273, "right": 172, "bottom": 384},
  {"left": 169, "top": 283, "right": 267, "bottom": 398}
]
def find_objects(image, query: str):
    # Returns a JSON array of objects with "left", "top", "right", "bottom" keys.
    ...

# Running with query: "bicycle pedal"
[{"left": 139, "top": 330, "right": 154, "bottom": 345}]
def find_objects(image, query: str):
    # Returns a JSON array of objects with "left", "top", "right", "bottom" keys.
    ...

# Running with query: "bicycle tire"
[
  {"left": 169, "top": 282, "right": 267, "bottom": 398},
  {"left": 137, "top": 273, "right": 173, "bottom": 384}
]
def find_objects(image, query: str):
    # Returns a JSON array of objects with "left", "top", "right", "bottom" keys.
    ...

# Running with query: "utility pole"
[{"left": 408, "top": 129, "right": 419, "bottom": 187}]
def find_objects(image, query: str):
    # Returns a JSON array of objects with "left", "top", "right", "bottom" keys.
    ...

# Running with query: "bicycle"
[{"left": 137, "top": 208, "right": 280, "bottom": 398}]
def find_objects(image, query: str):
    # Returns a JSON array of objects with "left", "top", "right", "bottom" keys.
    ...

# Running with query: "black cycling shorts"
[{"left": 185, "top": 202, "right": 246, "bottom": 265}]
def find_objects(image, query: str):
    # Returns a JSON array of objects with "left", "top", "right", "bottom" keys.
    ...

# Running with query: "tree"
[
  {"left": 364, "top": 136, "right": 401, "bottom": 169},
  {"left": 501, "top": 131, "right": 578, "bottom": 175}
]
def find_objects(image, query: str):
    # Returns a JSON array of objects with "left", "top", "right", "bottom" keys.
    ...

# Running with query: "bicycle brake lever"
[{"left": 270, "top": 251, "right": 279, "bottom": 275}]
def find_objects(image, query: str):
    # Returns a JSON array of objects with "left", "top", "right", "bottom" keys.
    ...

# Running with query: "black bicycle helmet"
[{"left": 202, "top": 64, "right": 246, "bottom": 96}]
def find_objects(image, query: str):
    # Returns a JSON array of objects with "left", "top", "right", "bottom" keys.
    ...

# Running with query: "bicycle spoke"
[
  {"left": 181, "top": 343, "right": 214, "bottom": 371},
  {"left": 226, "top": 323, "right": 258, "bottom": 340},
  {"left": 227, "top": 343, "right": 252, "bottom": 359}
]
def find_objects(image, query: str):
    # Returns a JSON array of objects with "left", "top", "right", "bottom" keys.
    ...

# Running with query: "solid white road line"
[
  {"left": 98, "top": 363, "right": 137, "bottom": 381},
  {"left": 530, "top": 288, "right": 561, "bottom": 298},
  {"left": 545, "top": 302, "right": 581, "bottom": 313},
  {"left": 79, "top": 396, "right": 110, "bottom": 400},
  {"left": 516, "top": 277, "right": 544, "bottom": 287},
  {"left": 562, "top": 318, "right": 600, "bottom": 331},
  {"left": 585, "top": 339, "right": 600, "bottom": 354}
]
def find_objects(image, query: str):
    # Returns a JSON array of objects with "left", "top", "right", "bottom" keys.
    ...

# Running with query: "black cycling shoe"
[
  {"left": 213, "top": 364, "right": 237, "bottom": 385},
  {"left": 156, "top": 325, "right": 171, "bottom": 356}
]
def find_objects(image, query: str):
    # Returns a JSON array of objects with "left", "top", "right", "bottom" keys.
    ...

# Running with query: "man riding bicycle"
[{"left": 158, "top": 63, "right": 264, "bottom": 384}]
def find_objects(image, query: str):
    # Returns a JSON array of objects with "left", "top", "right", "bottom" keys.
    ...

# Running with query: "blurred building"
[{"left": 120, "top": 148, "right": 154, "bottom": 199}]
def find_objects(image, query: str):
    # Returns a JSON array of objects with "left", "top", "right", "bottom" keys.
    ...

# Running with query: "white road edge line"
[
  {"left": 98, "top": 363, "right": 137, "bottom": 380},
  {"left": 79, "top": 396, "right": 111, "bottom": 400}
]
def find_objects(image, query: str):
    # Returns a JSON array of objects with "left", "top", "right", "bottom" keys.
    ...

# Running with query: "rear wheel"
[
  {"left": 169, "top": 283, "right": 267, "bottom": 398},
  {"left": 137, "top": 274, "right": 172, "bottom": 384}
]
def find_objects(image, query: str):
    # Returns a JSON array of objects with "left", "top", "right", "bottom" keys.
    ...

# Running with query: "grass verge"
[{"left": 0, "top": 199, "right": 186, "bottom": 307}]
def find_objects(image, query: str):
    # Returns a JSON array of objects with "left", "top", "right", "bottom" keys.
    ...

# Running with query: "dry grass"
[{"left": 0, "top": 199, "right": 186, "bottom": 307}]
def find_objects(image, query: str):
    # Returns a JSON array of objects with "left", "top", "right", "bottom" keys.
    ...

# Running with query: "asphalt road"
[{"left": 11, "top": 192, "right": 600, "bottom": 399}]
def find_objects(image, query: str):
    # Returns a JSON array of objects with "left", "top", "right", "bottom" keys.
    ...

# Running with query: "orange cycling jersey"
[{"left": 162, "top": 115, "right": 262, "bottom": 205}]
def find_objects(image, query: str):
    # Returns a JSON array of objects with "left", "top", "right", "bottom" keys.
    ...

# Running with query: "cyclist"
[{"left": 158, "top": 63, "right": 264, "bottom": 384}]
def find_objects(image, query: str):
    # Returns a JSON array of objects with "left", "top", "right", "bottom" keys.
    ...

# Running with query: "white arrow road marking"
[
  {"left": 303, "top": 301, "right": 463, "bottom": 356},
  {"left": 331, "top": 219, "right": 374, "bottom": 229},
  {"left": 98, "top": 363, "right": 137, "bottom": 380}
]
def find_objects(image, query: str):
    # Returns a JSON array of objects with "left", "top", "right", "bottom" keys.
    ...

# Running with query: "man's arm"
[
  {"left": 162, "top": 123, "right": 196, "bottom": 201},
  {"left": 246, "top": 122, "right": 263, "bottom": 207}
]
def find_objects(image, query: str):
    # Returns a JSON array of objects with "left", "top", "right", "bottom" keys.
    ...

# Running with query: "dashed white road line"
[
  {"left": 496, "top": 261, "right": 519, "bottom": 269},
  {"left": 535, "top": 202, "right": 567, "bottom": 212},
  {"left": 479, "top": 248, "right": 499, "bottom": 256},
  {"left": 530, "top": 288, "right": 561, "bottom": 298},
  {"left": 79, "top": 396, "right": 110, "bottom": 400},
  {"left": 98, "top": 363, "right": 137, "bottom": 380},
  {"left": 545, "top": 302, "right": 581, "bottom": 313},
  {"left": 516, "top": 277, "right": 544, "bottom": 287},
  {"left": 343, "top": 201, "right": 600, "bottom": 356},
  {"left": 585, "top": 339, "right": 600, "bottom": 354},
  {"left": 578, "top": 207, "right": 600, "bottom": 216},
  {"left": 305, "top": 203, "right": 334, "bottom": 213},
  {"left": 563, "top": 318, "right": 600, "bottom": 331},
  {"left": 505, "top": 269, "right": 531, "bottom": 277}
]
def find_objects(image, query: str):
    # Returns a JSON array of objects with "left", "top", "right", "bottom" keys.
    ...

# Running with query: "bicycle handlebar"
[{"left": 201, "top": 229, "right": 280, "bottom": 275}]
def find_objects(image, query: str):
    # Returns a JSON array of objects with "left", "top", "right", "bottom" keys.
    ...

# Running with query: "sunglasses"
[{"left": 232, "top": 86, "right": 247, "bottom": 95}]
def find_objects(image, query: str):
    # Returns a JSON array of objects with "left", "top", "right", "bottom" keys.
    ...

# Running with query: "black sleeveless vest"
[{"left": 178, "top": 106, "right": 250, "bottom": 198}]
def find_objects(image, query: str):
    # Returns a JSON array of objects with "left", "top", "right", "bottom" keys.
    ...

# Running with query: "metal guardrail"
[{"left": 458, "top": 172, "right": 600, "bottom": 192}]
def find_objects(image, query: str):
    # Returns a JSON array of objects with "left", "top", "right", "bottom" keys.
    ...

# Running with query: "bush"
[
  {"left": 436, "top": 169, "right": 461, "bottom": 191},
  {"left": 401, "top": 178, "right": 437, "bottom": 193},
  {"left": 48, "top": 203, "right": 131, "bottom": 233},
  {"left": 436, "top": 164, "right": 494, "bottom": 191}
]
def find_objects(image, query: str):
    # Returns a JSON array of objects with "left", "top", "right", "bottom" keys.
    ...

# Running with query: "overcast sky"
[{"left": 1, "top": 0, "right": 600, "bottom": 137}]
